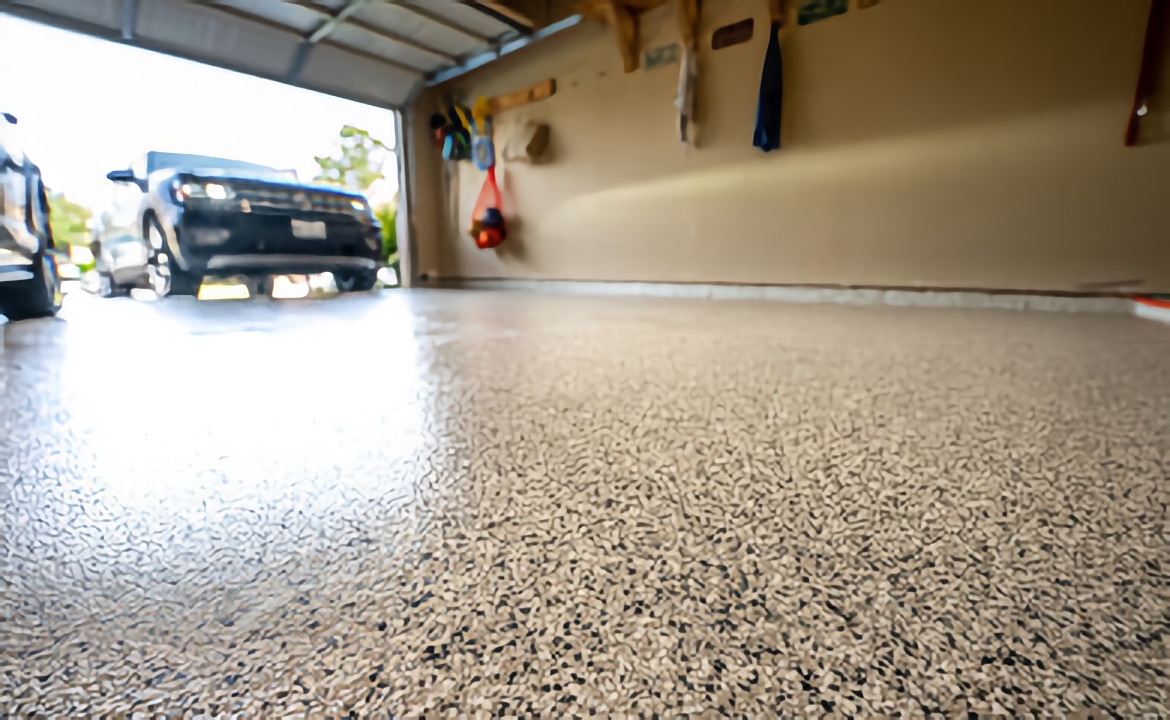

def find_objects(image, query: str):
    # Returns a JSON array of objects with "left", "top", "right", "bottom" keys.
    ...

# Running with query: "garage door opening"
[
  {"left": 1, "top": 0, "right": 535, "bottom": 304},
  {"left": 0, "top": 11, "right": 409, "bottom": 304}
]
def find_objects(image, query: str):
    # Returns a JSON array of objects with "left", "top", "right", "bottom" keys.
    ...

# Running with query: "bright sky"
[{"left": 0, "top": 15, "right": 399, "bottom": 210}]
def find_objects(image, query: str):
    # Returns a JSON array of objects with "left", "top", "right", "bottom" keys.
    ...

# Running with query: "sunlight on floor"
[
  {"left": 271, "top": 275, "right": 310, "bottom": 299},
  {"left": 197, "top": 282, "right": 251, "bottom": 301}
]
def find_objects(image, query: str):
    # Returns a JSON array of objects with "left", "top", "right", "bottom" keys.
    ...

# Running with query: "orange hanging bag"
[{"left": 468, "top": 166, "right": 506, "bottom": 249}]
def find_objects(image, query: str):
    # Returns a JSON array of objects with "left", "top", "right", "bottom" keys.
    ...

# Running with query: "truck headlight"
[
  {"left": 175, "top": 181, "right": 235, "bottom": 202},
  {"left": 204, "top": 183, "right": 232, "bottom": 200}
]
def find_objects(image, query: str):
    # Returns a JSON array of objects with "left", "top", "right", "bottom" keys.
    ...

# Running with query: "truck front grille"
[{"left": 233, "top": 185, "right": 361, "bottom": 215}]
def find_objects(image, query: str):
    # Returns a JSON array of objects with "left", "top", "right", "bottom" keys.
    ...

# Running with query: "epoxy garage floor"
[{"left": 3, "top": 290, "right": 1169, "bottom": 717}]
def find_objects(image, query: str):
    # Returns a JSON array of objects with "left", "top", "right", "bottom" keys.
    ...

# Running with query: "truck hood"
[{"left": 175, "top": 168, "right": 366, "bottom": 200}]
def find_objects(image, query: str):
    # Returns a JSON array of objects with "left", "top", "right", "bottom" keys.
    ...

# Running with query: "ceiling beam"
[
  {"left": 290, "top": 0, "right": 372, "bottom": 82},
  {"left": 385, "top": 1, "right": 493, "bottom": 44},
  {"left": 306, "top": 0, "right": 371, "bottom": 44},
  {"left": 0, "top": 2, "right": 403, "bottom": 109},
  {"left": 120, "top": 0, "right": 138, "bottom": 40},
  {"left": 288, "top": 0, "right": 458, "bottom": 62},
  {"left": 465, "top": 1, "right": 535, "bottom": 34},
  {"left": 428, "top": 13, "right": 581, "bottom": 85},
  {"left": 286, "top": 41, "right": 316, "bottom": 83},
  {"left": 190, "top": 1, "right": 426, "bottom": 77}
]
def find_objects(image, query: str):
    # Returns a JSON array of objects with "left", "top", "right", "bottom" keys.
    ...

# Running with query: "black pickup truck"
[
  {"left": 0, "top": 112, "right": 63, "bottom": 321},
  {"left": 102, "top": 151, "right": 383, "bottom": 297}
]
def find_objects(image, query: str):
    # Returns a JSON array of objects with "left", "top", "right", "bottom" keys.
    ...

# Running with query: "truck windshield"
[{"left": 147, "top": 152, "right": 297, "bottom": 181}]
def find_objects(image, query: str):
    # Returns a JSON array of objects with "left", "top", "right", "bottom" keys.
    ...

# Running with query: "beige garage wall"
[{"left": 409, "top": 0, "right": 1170, "bottom": 293}]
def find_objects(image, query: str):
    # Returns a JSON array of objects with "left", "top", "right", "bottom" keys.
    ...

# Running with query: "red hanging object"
[{"left": 469, "top": 166, "right": 506, "bottom": 249}]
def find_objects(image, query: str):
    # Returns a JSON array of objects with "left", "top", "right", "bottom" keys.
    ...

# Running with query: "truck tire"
[
  {"left": 334, "top": 269, "right": 377, "bottom": 293},
  {"left": 147, "top": 216, "right": 201, "bottom": 297},
  {"left": 97, "top": 271, "right": 128, "bottom": 298},
  {"left": 0, "top": 251, "right": 62, "bottom": 321}
]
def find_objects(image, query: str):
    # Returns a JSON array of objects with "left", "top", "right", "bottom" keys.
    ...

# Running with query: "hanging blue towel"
[{"left": 753, "top": 21, "right": 784, "bottom": 152}]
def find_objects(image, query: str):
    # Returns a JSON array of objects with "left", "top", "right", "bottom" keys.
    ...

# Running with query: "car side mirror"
[
  {"left": 2, "top": 112, "right": 16, "bottom": 125},
  {"left": 106, "top": 168, "right": 137, "bottom": 184},
  {"left": 107, "top": 167, "right": 148, "bottom": 191}
]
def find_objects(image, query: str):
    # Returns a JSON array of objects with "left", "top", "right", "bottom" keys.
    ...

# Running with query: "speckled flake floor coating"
[{"left": 3, "top": 291, "right": 1170, "bottom": 718}]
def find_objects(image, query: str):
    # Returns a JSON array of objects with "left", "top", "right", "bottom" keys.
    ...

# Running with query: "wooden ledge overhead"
[
  {"left": 579, "top": 0, "right": 700, "bottom": 72},
  {"left": 471, "top": 1, "right": 537, "bottom": 32},
  {"left": 470, "top": 0, "right": 583, "bottom": 32}
]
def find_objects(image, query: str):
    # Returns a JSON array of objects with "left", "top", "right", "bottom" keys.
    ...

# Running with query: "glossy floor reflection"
[{"left": 3, "top": 291, "right": 1169, "bottom": 717}]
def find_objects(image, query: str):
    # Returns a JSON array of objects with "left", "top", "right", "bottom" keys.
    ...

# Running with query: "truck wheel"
[
  {"left": 0, "top": 252, "right": 62, "bottom": 321},
  {"left": 98, "top": 272, "right": 126, "bottom": 298},
  {"left": 244, "top": 275, "right": 275, "bottom": 298},
  {"left": 146, "top": 217, "right": 201, "bottom": 297},
  {"left": 334, "top": 269, "right": 377, "bottom": 293}
]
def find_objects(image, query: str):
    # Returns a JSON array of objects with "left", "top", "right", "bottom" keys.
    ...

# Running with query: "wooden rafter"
[
  {"left": 604, "top": 2, "right": 640, "bottom": 72},
  {"left": 467, "top": 0, "right": 535, "bottom": 32},
  {"left": 578, "top": 0, "right": 700, "bottom": 72}
]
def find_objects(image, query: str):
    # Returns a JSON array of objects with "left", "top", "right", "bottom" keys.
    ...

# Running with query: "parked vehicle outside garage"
[
  {"left": 0, "top": 111, "right": 63, "bottom": 321},
  {"left": 88, "top": 174, "right": 148, "bottom": 296},
  {"left": 102, "top": 151, "right": 383, "bottom": 298},
  {"left": 92, "top": 232, "right": 150, "bottom": 297}
]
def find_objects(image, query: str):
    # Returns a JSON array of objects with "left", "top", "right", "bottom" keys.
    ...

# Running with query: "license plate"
[{"left": 291, "top": 219, "right": 327, "bottom": 239}]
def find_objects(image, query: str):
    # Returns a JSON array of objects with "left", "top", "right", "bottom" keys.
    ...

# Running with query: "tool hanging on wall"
[
  {"left": 675, "top": 0, "right": 700, "bottom": 144},
  {"left": 430, "top": 103, "right": 472, "bottom": 161},
  {"left": 433, "top": 80, "right": 556, "bottom": 164},
  {"left": 442, "top": 79, "right": 558, "bottom": 249},
  {"left": 467, "top": 96, "right": 507, "bottom": 249},
  {"left": 470, "top": 96, "right": 495, "bottom": 171},
  {"left": 469, "top": 167, "right": 506, "bottom": 249},
  {"left": 579, "top": 1, "right": 700, "bottom": 142},
  {"left": 753, "top": 0, "right": 785, "bottom": 152},
  {"left": 502, "top": 121, "right": 552, "bottom": 163}
]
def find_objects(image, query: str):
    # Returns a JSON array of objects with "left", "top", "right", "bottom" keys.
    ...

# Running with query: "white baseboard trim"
[
  {"left": 444, "top": 278, "right": 1141, "bottom": 315},
  {"left": 1135, "top": 300, "right": 1170, "bottom": 324}
]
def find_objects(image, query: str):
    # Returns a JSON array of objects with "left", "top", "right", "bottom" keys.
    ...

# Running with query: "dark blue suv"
[
  {"left": 0, "top": 112, "right": 62, "bottom": 321},
  {"left": 103, "top": 151, "right": 382, "bottom": 297}
]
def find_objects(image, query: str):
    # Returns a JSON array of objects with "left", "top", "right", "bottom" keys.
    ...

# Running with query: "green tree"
[
  {"left": 375, "top": 197, "right": 399, "bottom": 279},
  {"left": 313, "top": 125, "right": 392, "bottom": 193},
  {"left": 315, "top": 125, "right": 400, "bottom": 284},
  {"left": 47, "top": 193, "right": 92, "bottom": 247}
]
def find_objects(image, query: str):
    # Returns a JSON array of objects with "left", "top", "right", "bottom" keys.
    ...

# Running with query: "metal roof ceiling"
[{"left": 0, "top": 0, "right": 530, "bottom": 108}]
